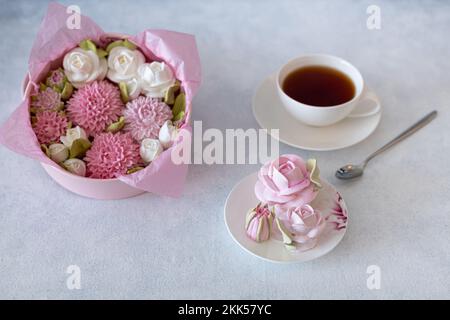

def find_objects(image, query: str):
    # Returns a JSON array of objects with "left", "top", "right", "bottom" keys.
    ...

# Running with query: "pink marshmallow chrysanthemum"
[
  {"left": 31, "top": 87, "right": 64, "bottom": 112},
  {"left": 84, "top": 132, "right": 140, "bottom": 179},
  {"left": 33, "top": 111, "right": 68, "bottom": 144},
  {"left": 123, "top": 96, "right": 172, "bottom": 141},
  {"left": 67, "top": 80, "right": 124, "bottom": 136}
]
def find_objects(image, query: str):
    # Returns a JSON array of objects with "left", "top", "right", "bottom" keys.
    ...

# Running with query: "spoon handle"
[{"left": 364, "top": 110, "right": 437, "bottom": 165}]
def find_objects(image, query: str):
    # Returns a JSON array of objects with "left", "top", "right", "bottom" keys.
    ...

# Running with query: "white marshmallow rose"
[
  {"left": 107, "top": 46, "right": 145, "bottom": 84},
  {"left": 63, "top": 159, "right": 86, "bottom": 177},
  {"left": 60, "top": 126, "right": 88, "bottom": 148},
  {"left": 158, "top": 120, "right": 178, "bottom": 149},
  {"left": 48, "top": 143, "right": 69, "bottom": 163},
  {"left": 63, "top": 48, "right": 107, "bottom": 88},
  {"left": 137, "top": 62, "right": 175, "bottom": 98},
  {"left": 140, "top": 138, "right": 163, "bottom": 164}
]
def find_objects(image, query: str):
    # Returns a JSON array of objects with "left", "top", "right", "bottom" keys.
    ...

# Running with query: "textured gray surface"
[{"left": 0, "top": 0, "right": 449, "bottom": 299}]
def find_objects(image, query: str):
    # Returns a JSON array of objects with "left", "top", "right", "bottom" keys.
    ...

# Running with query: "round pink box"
[{"left": 24, "top": 34, "right": 151, "bottom": 200}]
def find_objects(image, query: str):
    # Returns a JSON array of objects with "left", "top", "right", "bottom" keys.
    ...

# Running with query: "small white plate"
[
  {"left": 224, "top": 172, "right": 348, "bottom": 263},
  {"left": 252, "top": 74, "right": 382, "bottom": 151}
]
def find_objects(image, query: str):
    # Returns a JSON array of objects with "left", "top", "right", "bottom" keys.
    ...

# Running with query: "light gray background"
[{"left": 0, "top": 0, "right": 449, "bottom": 299}]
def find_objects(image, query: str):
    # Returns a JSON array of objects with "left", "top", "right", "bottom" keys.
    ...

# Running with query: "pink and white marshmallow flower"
[
  {"left": 275, "top": 204, "right": 326, "bottom": 251},
  {"left": 255, "top": 155, "right": 318, "bottom": 210},
  {"left": 245, "top": 203, "right": 273, "bottom": 242}
]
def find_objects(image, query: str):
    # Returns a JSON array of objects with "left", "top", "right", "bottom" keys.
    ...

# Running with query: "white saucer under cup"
[
  {"left": 224, "top": 172, "right": 348, "bottom": 263},
  {"left": 252, "top": 74, "right": 382, "bottom": 151}
]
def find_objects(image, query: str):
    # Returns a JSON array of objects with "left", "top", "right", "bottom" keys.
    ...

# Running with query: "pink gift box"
[{"left": 0, "top": 3, "right": 201, "bottom": 199}]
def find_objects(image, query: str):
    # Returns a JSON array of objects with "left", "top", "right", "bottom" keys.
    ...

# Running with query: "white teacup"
[{"left": 276, "top": 54, "right": 380, "bottom": 127}]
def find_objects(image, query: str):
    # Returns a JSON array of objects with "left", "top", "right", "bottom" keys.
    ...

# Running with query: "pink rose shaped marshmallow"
[
  {"left": 255, "top": 154, "right": 318, "bottom": 210},
  {"left": 276, "top": 204, "right": 326, "bottom": 251}
]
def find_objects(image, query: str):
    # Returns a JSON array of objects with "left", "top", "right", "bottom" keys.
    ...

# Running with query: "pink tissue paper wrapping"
[{"left": 0, "top": 2, "right": 202, "bottom": 197}]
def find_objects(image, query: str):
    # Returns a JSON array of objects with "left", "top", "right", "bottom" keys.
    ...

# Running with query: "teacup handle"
[{"left": 348, "top": 88, "right": 381, "bottom": 118}]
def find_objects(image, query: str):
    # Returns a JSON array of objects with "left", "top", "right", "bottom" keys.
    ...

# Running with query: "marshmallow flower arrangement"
[
  {"left": 31, "top": 39, "right": 186, "bottom": 179},
  {"left": 245, "top": 155, "right": 327, "bottom": 252}
]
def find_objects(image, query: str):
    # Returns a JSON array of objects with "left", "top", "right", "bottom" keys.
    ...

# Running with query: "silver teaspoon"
[{"left": 336, "top": 110, "right": 437, "bottom": 180}]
